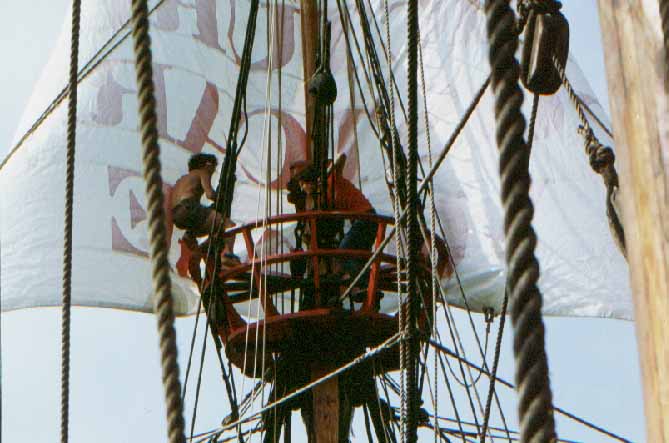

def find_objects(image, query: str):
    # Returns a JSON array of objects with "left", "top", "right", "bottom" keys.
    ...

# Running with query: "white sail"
[{"left": 0, "top": 0, "right": 632, "bottom": 319}]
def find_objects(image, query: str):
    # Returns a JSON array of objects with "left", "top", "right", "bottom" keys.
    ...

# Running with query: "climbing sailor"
[{"left": 170, "top": 153, "right": 238, "bottom": 264}]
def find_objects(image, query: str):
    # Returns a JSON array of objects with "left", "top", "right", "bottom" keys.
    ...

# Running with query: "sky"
[{"left": 0, "top": 1, "right": 646, "bottom": 443}]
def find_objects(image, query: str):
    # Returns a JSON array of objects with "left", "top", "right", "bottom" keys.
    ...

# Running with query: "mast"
[
  {"left": 597, "top": 2, "right": 669, "bottom": 441},
  {"left": 300, "top": 0, "right": 319, "bottom": 160},
  {"left": 299, "top": 2, "right": 341, "bottom": 442}
]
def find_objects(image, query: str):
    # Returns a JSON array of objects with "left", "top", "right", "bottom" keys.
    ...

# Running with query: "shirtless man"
[{"left": 171, "top": 153, "right": 237, "bottom": 259}]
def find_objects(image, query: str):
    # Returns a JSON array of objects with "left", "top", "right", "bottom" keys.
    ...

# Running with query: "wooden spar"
[
  {"left": 597, "top": 1, "right": 669, "bottom": 441},
  {"left": 311, "top": 365, "right": 340, "bottom": 443},
  {"left": 300, "top": 0, "right": 319, "bottom": 161}
]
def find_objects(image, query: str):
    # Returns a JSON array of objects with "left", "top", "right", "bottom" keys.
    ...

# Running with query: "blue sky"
[{"left": 0, "top": 1, "right": 645, "bottom": 442}]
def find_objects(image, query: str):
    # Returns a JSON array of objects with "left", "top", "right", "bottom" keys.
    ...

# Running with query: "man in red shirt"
[{"left": 291, "top": 155, "right": 377, "bottom": 282}]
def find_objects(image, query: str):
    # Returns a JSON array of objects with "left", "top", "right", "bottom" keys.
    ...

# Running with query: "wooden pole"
[
  {"left": 300, "top": 0, "right": 319, "bottom": 160},
  {"left": 311, "top": 365, "right": 339, "bottom": 443},
  {"left": 597, "top": 2, "right": 669, "bottom": 441}
]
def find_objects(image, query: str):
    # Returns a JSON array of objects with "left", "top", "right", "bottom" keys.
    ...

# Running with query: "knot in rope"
[
  {"left": 579, "top": 126, "right": 616, "bottom": 176},
  {"left": 517, "top": 0, "right": 562, "bottom": 31}
]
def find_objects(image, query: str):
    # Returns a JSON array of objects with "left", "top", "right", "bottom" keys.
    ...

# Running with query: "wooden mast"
[
  {"left": 300, "top": 0, "right": 319, "bottom": 161},
  {"left": 299, "top": 2, "right": 341, "bottom": 443},
  {"left": 597, "top": 2, "right": 669, "bottom": 441}
]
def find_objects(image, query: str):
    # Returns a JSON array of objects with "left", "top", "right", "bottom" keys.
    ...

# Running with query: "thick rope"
[
  {"left": 403, "top": 1, "right": 420, "bottom": 443},
  {"left": 484, "top": 1, "right": 557, "bottom": 442},
  {"left": 130, "top": 1, "right": 185, "bottom": 442},
  {"left": 60, "top": 2, "right": 81, "bottom": 443}
]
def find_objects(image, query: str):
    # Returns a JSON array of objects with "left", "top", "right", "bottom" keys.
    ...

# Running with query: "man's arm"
[{"left": 200, "top": 170, "right": 217, "bottom": 201}]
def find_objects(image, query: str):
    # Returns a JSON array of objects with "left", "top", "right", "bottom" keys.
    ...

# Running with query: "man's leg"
[{"left": 339, "top": 219, "right": 377, "bottom": 280}]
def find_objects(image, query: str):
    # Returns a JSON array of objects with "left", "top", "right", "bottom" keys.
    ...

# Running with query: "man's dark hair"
[
  {"left": 294, "top": 164, "right": 319, "bottom": 183},
  {"left": 188, "top": 153, "right": 218, "bottom": 171}
]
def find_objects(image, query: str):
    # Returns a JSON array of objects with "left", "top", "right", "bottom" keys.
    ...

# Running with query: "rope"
[
  {"left": 130, "top": 1, "right": 185, "bottom": 442},
  {"left": 60, "top": 2, "right": 81, "bottom": 443},
  {"left": 429, "top": 340, "right": 634, "bottom": 443},
  {"left": 527, "top": 94, "right": 539, "bottom": 151},
  {"left": 479, "top": 291, "right": 510, "bottom": 443},
  {"left": 217, "top": 0, "right": 261, "bottom": 220},
  {"left": 552, "top": 55, "right": 627, "bottom": 257},
  {"left": 484, "top": 1, "right": 557, "bottom": 442},
  {"left": 403, "top": 1, "right": 420, "bottom": 442}
]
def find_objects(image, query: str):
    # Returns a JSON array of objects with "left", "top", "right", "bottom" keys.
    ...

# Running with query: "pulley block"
[
  {"left": 308, "top": 68, "right": 337, "bottom": 105},
  {"left": 520, "top": 9, "right": 570, "bottom": 95}
]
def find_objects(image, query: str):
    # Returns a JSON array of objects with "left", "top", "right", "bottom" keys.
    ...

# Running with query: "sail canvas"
[{"left": 0, "top": 0, "right": 632, "bottom": 319}]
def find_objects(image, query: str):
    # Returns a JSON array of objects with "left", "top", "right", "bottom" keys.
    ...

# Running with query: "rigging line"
[
  {"left": 130, "top": 0, "right": 185, "bottom": 441},
  {"left": 188, "top": 315, "right": 212, "bottom": 441},
  {"left": 0, "top": 0, "right": 169, "bottom": 172},
  {"left": 479, "top": 291, "right": 511, "bottom": 443},
  {"left": 379, "top": 0, "right": 408, "bottom": 438},
  {"left": 342, "top": 17, "right": 364, "bottom": 191},
  {"left": 354, "top": 0, "right": 433, "bottom": 190},
  {"left": 419, "top": 340, "right": 468, "bottom": 442},
  {"left": 375, "top": 363, "right": 400, "bottom": 443},
  {"left": 256, "top": 0, "right": 278, "bottom": 421},
  {"left": 404, "top": 0, "right": 421, "bottom": 441},
  {"left": 527, "top": 93, "right": 540, "bottom": 151},
  {"left": 439, "top": 310, "right": 489, "bottom": 388},
  {"left": 576, "top": 94, "right": 613, "bottom": 139},
  {"left": 432, "top": 304, "right": 483, "bottom": 435},
  {"left": 343, "top": 0, "right": 383, "bottom": 106},
  {"left": 431, "top": 414, "right": 518, "bottom": 437},
  {"left": 419, "top": 96, "right": 515, "bottom": 439},
  {"left": 378, "top": 369, "right": 401, "bottom": 443},
  {"left": 182, "top": 303, "right": 203, "bottom": 403},
  {"left": 335, "top": 0, "right": 382, "bottom": 139},
  {"left": 363, "top": 404, "right": 375, "bottom": 443},
  {"left": 361, "top": 0, "right": 408, "bottom": 124},
  {"left": 428, "top": 340, "right": 635, "bottom": 443},
  {"left": 276, "top": 0, "right": 286, "bottom": 285},
  {"left": 215, "top": 332, "right": 404, "bottom": 434},
  {"left": 552, "top": 54, "right": 626, "bottom": 257},
  {"left": 189, "top": 273, "right": 240, "bottom": 442},
  {"left": 60, "top": 2, "right": 81, "bottom": 443},
  {"left": 416, "top": 24, "right": 440, "bottom": 443},
  {"left": 431, "top": 218, "right": 514, "bottom": 437}
]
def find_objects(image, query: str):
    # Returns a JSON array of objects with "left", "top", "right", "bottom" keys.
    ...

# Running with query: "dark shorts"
[{"left": 172, "top": 198, "right": 210, "bottom": 233}]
